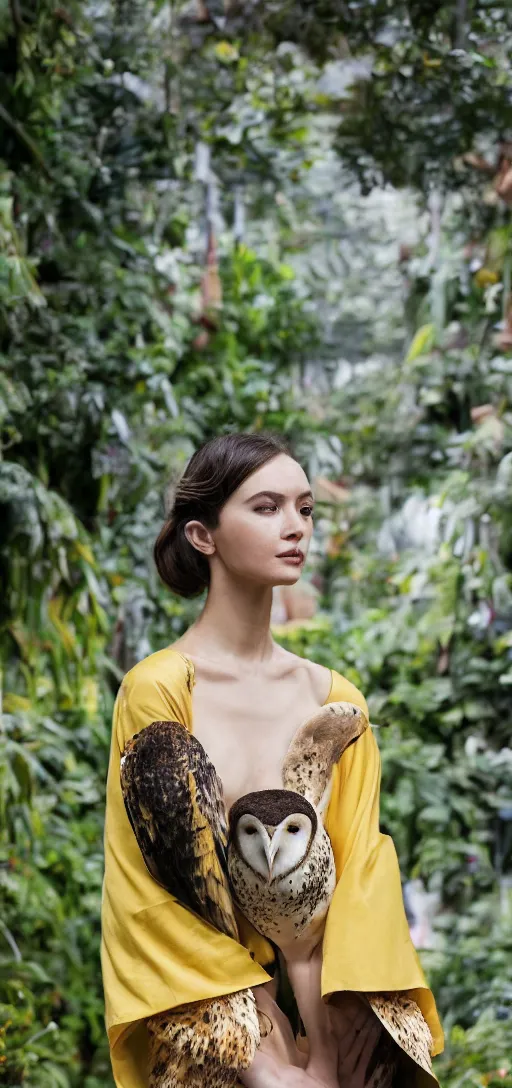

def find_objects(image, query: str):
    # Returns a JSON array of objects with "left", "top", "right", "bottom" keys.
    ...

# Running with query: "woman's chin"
[{"left": 273, "top": 571, "right": 303, "bottom": 587}]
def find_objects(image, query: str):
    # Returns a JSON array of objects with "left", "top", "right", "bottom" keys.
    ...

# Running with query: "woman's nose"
[{"left": 289, "top": 515, "right": 306, "bottom": 537}]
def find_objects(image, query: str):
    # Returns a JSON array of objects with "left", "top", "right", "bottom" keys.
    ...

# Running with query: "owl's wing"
[
  {"left": 282, "top": 701, "right": 368, "bottom": 815},
  {"left": 147, "top": 990, "right": 263, "bottom": 1086},
  {"left": 363, "top": 992, "right": 437, "bottom": 1084},
  {"left": 120, "top": 719, "right": 239, "bottom": 941}
]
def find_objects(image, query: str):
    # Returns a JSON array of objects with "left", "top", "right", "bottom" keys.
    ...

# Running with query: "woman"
[{"left": 101, "top": 431, "right": 443, "bottom": 1088}]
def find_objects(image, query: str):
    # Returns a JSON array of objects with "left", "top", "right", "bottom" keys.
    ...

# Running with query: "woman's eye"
[{"left": 254, "top": 505, "right": 314, "bottom": 516}]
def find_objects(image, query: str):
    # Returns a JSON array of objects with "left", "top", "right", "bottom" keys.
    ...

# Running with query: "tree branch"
[
  {"left": 0, "top": 103, "right": 52, "bottom": 179},
  {"left": 9, "top": 0, "right": 23, "bottom": 32}
]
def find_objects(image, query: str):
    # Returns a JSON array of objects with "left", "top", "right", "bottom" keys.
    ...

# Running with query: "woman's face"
[{"left": 208, "top": 453, "right": 315, "bottom": 586}]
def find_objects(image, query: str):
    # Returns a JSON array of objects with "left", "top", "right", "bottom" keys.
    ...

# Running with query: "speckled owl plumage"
[
  {"left": 227, "top": 787, "right": 336, "bottom": 945},
  {"left": 121, "top": 720, "right": 262, "bottom": 1087},
  {"left": 147, "top": 990, "right": 263, "bottom": 1088},
  {"left": 120, "top": 705, "right": 437, "bottom": 1087},
  {"left": 227, "top": 702, "right": 367, "bottom": 947},
  {"left": 121, "top": 720, "right": 238, "bottom": 940}
]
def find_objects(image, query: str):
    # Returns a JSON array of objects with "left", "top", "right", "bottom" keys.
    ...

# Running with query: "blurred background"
[{"left": 1, "top": 1, "right": 512, "bottom": 1084}]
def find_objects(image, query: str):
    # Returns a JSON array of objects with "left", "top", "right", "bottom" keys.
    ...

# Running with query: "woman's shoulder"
[{"left": 279, "top": 646, "right": 369, "bottom": 720}]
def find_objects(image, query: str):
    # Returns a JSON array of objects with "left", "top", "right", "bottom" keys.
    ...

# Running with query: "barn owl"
[
  {"left": 121, "top": 707, "right": 435, "bottom": 1087},
  {"left": 227, "top": 702, "right": 366, "bottom": 949}
]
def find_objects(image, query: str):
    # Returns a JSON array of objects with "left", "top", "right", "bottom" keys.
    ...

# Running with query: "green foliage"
[
  {"left": 1, "top": 2, "right": 512, "bottom": 1087},
  {"left": 264, "top": 0, "right": 512, "bottom": 192}
]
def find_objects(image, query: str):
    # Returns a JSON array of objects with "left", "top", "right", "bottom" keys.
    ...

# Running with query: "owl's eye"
[
  {"left": 287, "top": 825, "right": 300, "bottom": 834},
  {"left": 244, "top": 826, "right": 257, "bottom": 835}
]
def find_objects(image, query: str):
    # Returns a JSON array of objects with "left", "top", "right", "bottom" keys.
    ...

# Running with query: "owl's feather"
[
  {"left": 364, "top": 993, "right": 435, "bottom": 1082},
  {"left": 120, "top": 719, "right": 239, "bottom": 940},
  {"left": 282, "top": 700, "right": 368, "bottom": 811},
  {"left": 147, "top": 990, "right": 263, "bottom": 1088},
  {"left": 328, "top": 991, "right": 436, "bottom": 1086}
]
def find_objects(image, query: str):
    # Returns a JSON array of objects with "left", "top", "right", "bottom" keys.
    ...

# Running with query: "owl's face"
[
  {"left": 234, "top": 812, "right": 313, "bottom": 882},
  {"left": 229, "top": 790, "right": 317, "bottom": 883}
]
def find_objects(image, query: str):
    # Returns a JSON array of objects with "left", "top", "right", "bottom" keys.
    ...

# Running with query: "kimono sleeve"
[{"left": 322, "top": 725, "right": 444, "bottom": 1058}]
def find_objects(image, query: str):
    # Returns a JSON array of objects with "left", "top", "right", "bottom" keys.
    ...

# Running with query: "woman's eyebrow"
[{"left": 244, "top": 489, "right": 315, "bottom": 503}]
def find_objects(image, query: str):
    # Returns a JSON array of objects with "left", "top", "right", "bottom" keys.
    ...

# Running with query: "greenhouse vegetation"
[{"left": 1, "top": 1, "right": 512, "bottom": 1085}]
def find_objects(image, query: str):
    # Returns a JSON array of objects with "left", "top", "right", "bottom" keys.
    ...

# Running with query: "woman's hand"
[
  {"left": 239, "top": 982, "right": 307, "bottom": 1088},
  {"left": 284, "top": 1069, "right": 340, "bottom": 1088},
  {"left": 239, "top": 1050, "right": 301, "bottom": 1088},
  {"left": 327, "top": 993, "right": 383, "bottom": 1088},
  {"left": 252, "top": 980, "right": 307, "bottom": 1069},
  {"left": 240, "top": 1051, "right": 341, "bottom": 1088}
]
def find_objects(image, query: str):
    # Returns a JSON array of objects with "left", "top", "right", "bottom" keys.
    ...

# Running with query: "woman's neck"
[{"left": 182, "top": 567, "right": 277, "bottom": 665}]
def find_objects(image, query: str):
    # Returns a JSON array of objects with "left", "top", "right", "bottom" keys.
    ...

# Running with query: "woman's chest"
[{"left": 190, "top": 669, "right": 330, "bottom": 813}]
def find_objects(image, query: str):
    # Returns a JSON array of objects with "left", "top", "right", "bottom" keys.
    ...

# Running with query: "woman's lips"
[{"left": 277, "top": 554, "right": 304, "bottom": 565}]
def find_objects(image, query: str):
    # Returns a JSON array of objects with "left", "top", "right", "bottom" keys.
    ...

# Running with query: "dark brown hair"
[{"left": 154, "top": 431, "right": 293, "bottom": 598}]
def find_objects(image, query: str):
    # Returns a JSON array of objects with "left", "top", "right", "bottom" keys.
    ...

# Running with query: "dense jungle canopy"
[{"left": 1, "top": 1, "right": 512, "bottom": 1085}]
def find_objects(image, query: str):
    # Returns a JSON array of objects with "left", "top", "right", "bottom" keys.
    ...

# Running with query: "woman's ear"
[{"left": 184, "top": 519, "right": 215, "bottom": 556}]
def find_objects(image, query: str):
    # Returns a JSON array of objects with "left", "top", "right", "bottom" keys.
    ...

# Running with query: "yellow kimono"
[{"left": 100, "top": 647, "right": 444, "bottom": 1088}]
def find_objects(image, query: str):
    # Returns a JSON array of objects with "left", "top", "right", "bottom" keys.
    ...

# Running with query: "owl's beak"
[{"left": 264, "top": 839, "right": 279, "bottom": 883}]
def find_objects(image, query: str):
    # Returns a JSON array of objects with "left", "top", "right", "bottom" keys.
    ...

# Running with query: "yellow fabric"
[{"left": 100, "top": 646, "right": 443, "bottom": 1088}]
